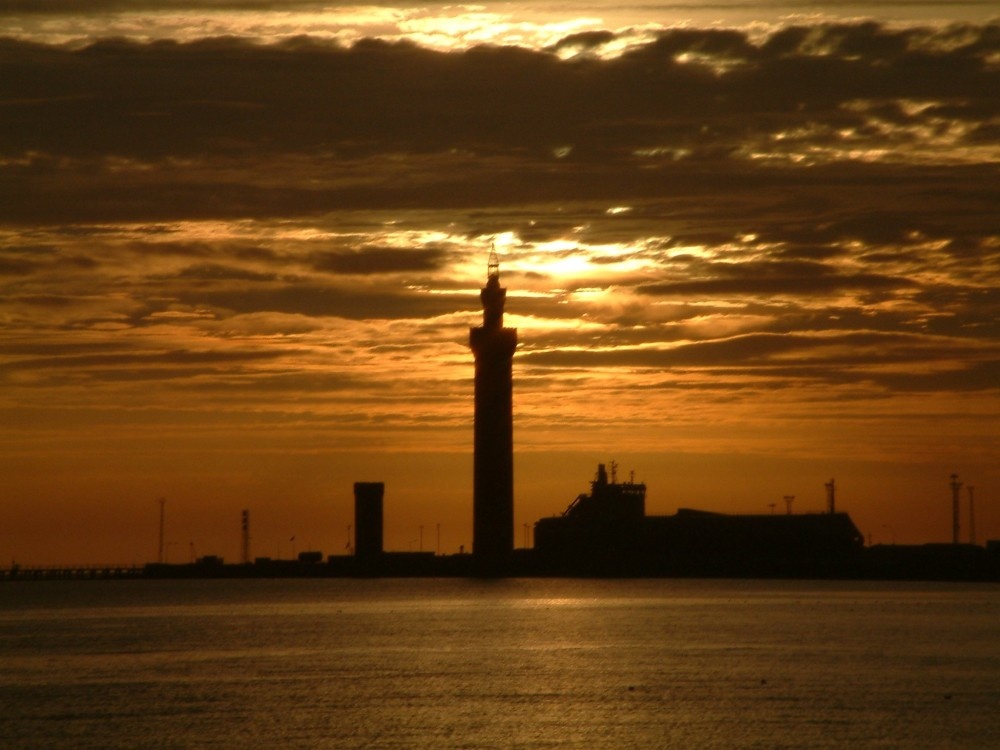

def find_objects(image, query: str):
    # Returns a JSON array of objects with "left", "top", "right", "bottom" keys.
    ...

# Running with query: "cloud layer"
[
  {"left": 1, "top": 9, "right": 998, "bottom": 560},
  {"left": 2, "top": 24, "right": 998, "bottom": 161}
]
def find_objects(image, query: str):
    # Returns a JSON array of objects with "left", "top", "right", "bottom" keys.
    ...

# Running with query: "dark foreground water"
[{"left": 1, "top": 578, "right": 998, "bottom": 749}]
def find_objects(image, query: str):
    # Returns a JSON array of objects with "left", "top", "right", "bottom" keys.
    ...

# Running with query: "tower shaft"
[
  {"left": 470, "top": 255, "right": 517, "bottom": 565},
  {"left": 354, "top": 482, "right": 384, "bottom": 560}
]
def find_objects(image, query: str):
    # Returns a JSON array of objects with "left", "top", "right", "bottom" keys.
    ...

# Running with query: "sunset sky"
[{"left": 1, "top": 1, "right": 998, "bottom": 565}]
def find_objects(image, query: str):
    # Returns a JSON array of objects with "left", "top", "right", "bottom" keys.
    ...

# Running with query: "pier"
[{"left": 1, "top": 564, "right": 144, "bottom": 581}]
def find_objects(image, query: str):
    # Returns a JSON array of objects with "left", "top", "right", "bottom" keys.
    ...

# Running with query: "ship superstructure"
[{"left": 535, "top": 464, "right": 865, "bottom": 576}]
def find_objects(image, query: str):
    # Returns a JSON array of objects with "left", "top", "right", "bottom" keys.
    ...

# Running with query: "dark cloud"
[
  {"left": 1, "top": 23, "right": 996, "bottom": 164},
  {"left": 128, "top": 242, "right": 227, "bottom": 259},
  {"left": 8, "top": 294, "right": 79, "bottom": 307},
  {"left": 310, "top": 246, "right": 448, "bottom": 275},
  {"left": 0, "top": 341, "right": 129, "bottom": 356},
  {"left": 867, "top": 358, "right": 1000, "bottom": 393},
  {"left": 773, "top": 245, "right": 847, "bottom": 261},
  {"left": 547, "top": 30, "right": 616, "bottom": 54},
  {"left": 174, "top": 263, "right": 278, "bottom": 281},
  {"left": 653, "top": 357, "right": 1000, "bottom": 395},
  {"left": 0, "top": 255, "right": 41, "bottom": 275},
  {"left": 234, "top": 245, "right": 282, "bottom": 262},
  {"left": 0, "top": 246, "right": 99, "bottom": 276},
  {"left": 0, "top": 348, "right": 291, "bottom": 381},
  {"left": 520, "top": 329, "right": 991, "bottom": 374},
  {"left": 637, "top": 273, "right": 911, "bottom": 296},
  {"left": 4, "top": 153, "right": 995, "bottom": 230},
  {"left": 636, "top": 255, "right": 914, "bottom": 296},
  {"left": 181, "top": 283, "right": 469, "bottom": 320},
  {"left": 0, "top": 0, "right": 322, "bottom": 11}
]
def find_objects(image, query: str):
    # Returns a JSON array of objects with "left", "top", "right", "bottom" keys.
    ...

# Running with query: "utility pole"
[
  {"left": 157, "top": 497, "right": 166, "bottom": 564},
  {"left": 950, "top": 474, "right": 962, "bottom": 544},
  {"left": 241, "top": 509, "right": 250, "bottom": 564},
  {"left": 784, "top": 495, "right": 795, "bottom": 515},
  {"left": 968, "top": 486, "right": 976, "bottom": 546}
]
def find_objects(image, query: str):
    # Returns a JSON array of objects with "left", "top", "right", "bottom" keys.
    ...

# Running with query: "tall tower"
[
  {"left": 354, "top": 482, "right": 384, "bottom": 561},
  {"left": 470, "top": 247, "right": 517, "bottom": 565}
]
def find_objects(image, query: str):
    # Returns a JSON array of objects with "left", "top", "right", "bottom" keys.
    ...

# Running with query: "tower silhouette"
[
  {"left": 354, "top": 482, "right": 384, "bottom": 560},
  {"left": 469, "top": 247, "right": 517, "bottom": 566}
]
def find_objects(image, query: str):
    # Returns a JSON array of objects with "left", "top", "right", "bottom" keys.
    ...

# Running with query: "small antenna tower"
[
  {"left": 968, "top": 486, "right": 976, "bottom": 546},
  {"left": 157, "top": 497, "right": 166, "bottom": 564},
  {"left": 950, "top": 473, "right": 962, "bottom": 544},
  {"left": 783, "top": 495, "right": 795, "bottom": 515},
  {"left": 241, "top": 509, "right": 250, "bottom": 564},
  {"left": 825, "top": 479, "right": 836, "bottom": 514},
  {"left": 610, "top": 460, "right": 618, "bottom": 484}
]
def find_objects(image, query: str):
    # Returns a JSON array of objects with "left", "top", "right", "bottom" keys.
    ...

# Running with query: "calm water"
[{"left": 1, "top": 578, "right": 998, "bottom": 749}]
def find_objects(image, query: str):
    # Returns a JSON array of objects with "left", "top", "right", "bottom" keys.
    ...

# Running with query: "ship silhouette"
[{"left": 533, "top": 463, "right": 866, "bottom": 577}]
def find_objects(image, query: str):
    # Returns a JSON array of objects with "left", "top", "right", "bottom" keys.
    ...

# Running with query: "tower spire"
[
  {"left": 480, "top": 243, "right": 506, "bottom": 330},
  {"left": 488, "top": 243, "right": 499, "bottom": 281}
]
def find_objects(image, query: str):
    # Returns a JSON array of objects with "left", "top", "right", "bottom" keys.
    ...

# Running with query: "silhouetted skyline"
[{"left": 1, "top": 1, "right": 997, "bottom": 565}]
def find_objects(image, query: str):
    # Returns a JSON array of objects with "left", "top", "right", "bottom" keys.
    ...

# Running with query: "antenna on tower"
[
  {"left": 487, "top": 242, "right": 499, "bottom": 280},
  {"left": 950, "top": 473, "right": 962, "bottom": 544},
  {"left": 825, "top": 479, "right": 836, "bottom": 514}
]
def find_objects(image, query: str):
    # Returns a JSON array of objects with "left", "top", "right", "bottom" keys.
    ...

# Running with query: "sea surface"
[{"left": 1, "top": 578, "right": 998, "bottom": 749}]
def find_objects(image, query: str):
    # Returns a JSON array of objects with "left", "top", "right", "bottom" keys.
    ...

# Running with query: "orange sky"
[{"left": 1, "top": 2, "right": 998, "bottom": 565}]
